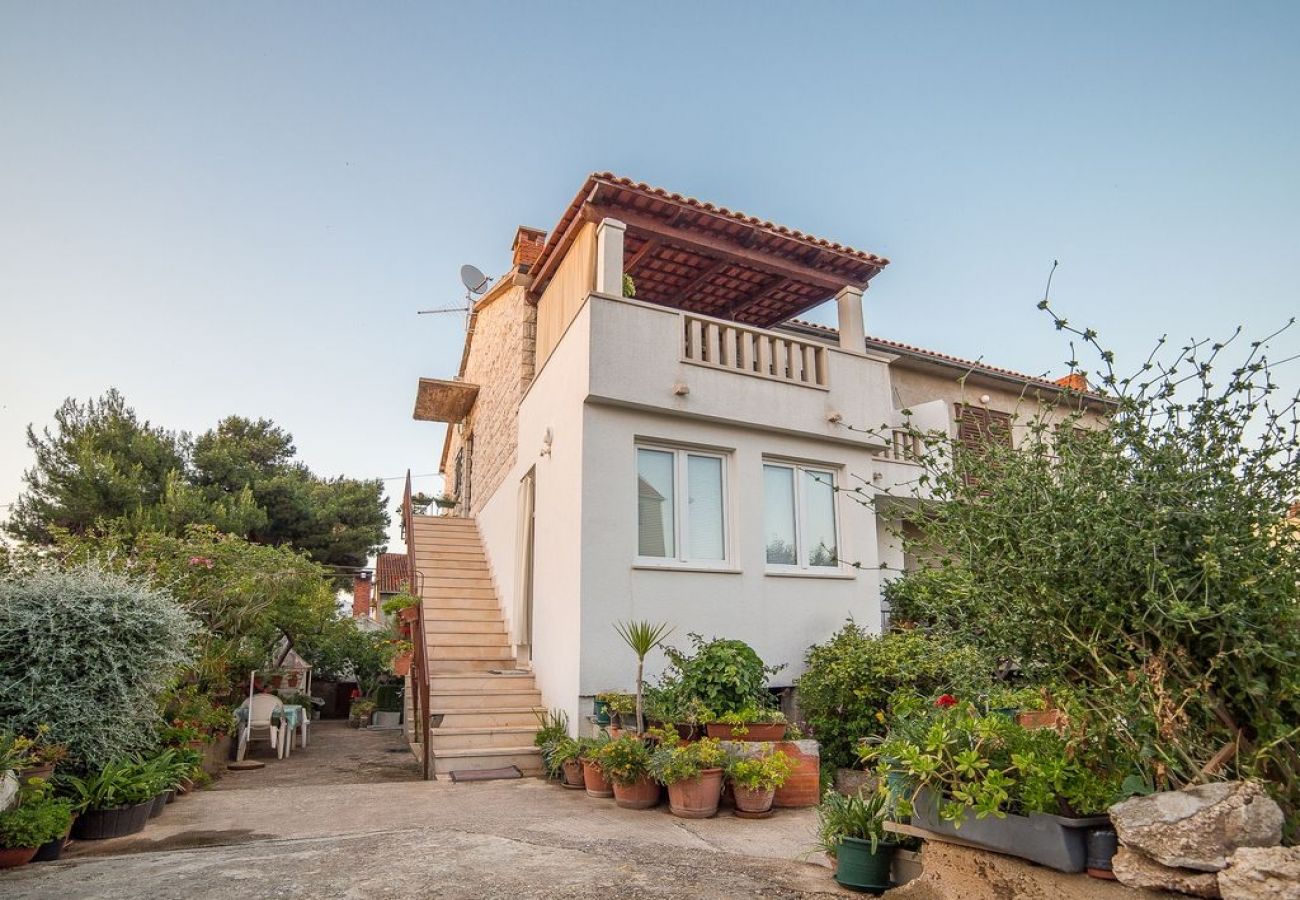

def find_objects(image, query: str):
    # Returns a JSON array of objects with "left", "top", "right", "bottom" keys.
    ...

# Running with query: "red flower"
[
  {"left": 935, "top": 694, "right": 957, "bottom": 708},
  {"left": 188, "top": 556, "right": 214, "bottom": 569}
]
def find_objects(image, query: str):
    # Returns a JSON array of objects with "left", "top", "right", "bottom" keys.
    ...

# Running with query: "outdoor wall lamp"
[{"left": 540, "top": 427, "right": 553, "bottom": 457}]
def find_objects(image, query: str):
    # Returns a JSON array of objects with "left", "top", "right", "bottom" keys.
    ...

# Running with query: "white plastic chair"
[{"left": 237, "top": 693, "right": 286, "bottom": 761}]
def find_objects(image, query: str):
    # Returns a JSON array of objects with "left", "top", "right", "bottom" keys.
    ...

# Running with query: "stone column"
[
  {"left": 595, "top": 217, "right": 626, "bottom": 296},
  {"left": 836, "top": 284, "right": 865, "bottom": 353}
]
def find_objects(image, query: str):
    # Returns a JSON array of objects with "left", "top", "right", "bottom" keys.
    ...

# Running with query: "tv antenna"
[{"left": 417, "top": 264, "right": 494, "bottom": 317}]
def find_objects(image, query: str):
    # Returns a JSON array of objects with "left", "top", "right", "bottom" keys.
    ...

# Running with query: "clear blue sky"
[{"left": 2, "top": 2, "right": 1297, "bottom": 547}]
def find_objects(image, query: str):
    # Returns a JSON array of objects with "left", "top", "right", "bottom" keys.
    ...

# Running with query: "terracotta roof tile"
[{"left": 375, "top": 553, "right": 409, "bottom": 594}]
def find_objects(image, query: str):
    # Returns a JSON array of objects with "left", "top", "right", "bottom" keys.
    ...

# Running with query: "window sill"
[
  {"left": 632, "top": 563, "right": 742, "bottom": 575},
  {"left": 764, "top": 569, "right": 857, "bottom": 580}
]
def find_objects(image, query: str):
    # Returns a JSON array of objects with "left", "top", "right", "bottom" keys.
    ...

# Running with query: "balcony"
[{"left": 579, "top": 294, "right": 892, "bottom": 448}]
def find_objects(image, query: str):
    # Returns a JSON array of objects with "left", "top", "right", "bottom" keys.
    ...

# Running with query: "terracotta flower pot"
[
  {"left": 732, "top": 784, "right": 776, "bottom": 814},
  {"left": 0, "top": 846, "right": 39, "bottom": 869},
  {"left": 1017, "top": 709, "right": 1064, "bottom": 730},
  {"left": 16, "top": 762, "right": 55, "bottom": 783},
  {"left": 706, "top": 723, "right": 786, "bottom": 742},
  {"left": 581, "top": 760, "right": 613, "bottom": 798},
  {"left": 673, "top": 723, "right": 702, "bottom": 742},
  {"left": 666, "top": 768, "right": 724, "bottom": 819},
  {"left": 612, "top": 775, "right": 660, "bottom": 809},
  {"left": 561, "top": 759, "right": 585, "bottom": 789},
  {"left": 392, "top": 652, "right": 412, "bottom": 677},
  {"left": 399, "top": 606, "right": 420, "bottom": 623}
]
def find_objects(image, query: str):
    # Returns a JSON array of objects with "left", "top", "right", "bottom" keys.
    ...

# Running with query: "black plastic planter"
[
  {"left": 32, "top": 836, "right": 67, "bottom": 862},
  {"left": 910, "top": 787, "right": 1106, "bottom": 873},
  {"left": 835, "top": 836, "right": 896, "bottom": 893},
  {"left": 148, "top": 793, "right": 167, "bottom": 818},
  {"left": 72, "top": 801, "right": 152, "bottom": 840}
]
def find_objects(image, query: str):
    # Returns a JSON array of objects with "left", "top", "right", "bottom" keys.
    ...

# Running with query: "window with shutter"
[{"left": 955, "top": 404, "right": 1012, "bottom": 486}]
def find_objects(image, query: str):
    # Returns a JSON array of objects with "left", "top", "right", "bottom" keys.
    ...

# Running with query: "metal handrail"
[{"left": 403, "top": 470, "right": 433, "bottom": 780}]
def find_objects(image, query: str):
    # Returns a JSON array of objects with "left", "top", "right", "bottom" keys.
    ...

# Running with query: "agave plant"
[{"left": 613, "top": 620, "right": 673, "bottom": 736}]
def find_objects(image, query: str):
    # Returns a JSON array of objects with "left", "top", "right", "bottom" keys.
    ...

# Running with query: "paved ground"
[{"left": 2, "top": 722, "right": 845, "bottom": 899}]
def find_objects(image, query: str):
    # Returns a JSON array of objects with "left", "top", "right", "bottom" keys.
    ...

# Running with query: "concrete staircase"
[{"left": 410, "top": 515, "right": 544, "bottom": 777}]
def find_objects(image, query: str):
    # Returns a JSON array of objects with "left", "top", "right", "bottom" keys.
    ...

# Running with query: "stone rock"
[
  {"left": 1112, "top": 847, "right": 1221, "bottom": 898},
  {"left": 1218, "top": 846, "right": 1300, "bottom": 900},
  {"left": 1110, "top": 781, "right": 1284, "bottom": 872}
]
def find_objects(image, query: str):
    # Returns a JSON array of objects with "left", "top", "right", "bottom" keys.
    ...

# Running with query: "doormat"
[{"left": 448, "top": 765, "right": 522, "bottom": 783}]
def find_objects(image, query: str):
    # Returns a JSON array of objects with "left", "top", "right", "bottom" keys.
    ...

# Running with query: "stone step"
[
  {"left": 432, "top": 746, "right": 544, "bottom": 778},
  {"left": 424, "top": 619, "right": 506, "bottom": 633},
  {"left": 426, "top": 642, "right": 506, "bottom": 658},
  {"left": 422, "top": 596, "right": 500, "bottom": 610},
  {"left": 422, "top": 608, "right": 499, "bottom": 622},
  {"left": 429, "top": 689, "right": 542, "bottom": 710},
  {"left": 427, "top": 657, "right": 518, "bottom": 674},
  {"left": 423, "top": 586, "right": 498, "bottom": 600},
  {"left": 426, "top": 632, "right": 510, "bottom": 647},
  {"left": 424, "top": 576, "right": 495, "bottom": 590},
  {"left": 429, "top": 725, "right": 540, "bottom": 751},
  {"left": 430, "top": 672, "right": 535, "bottom": 693},
  {"left": 429, "top": 707, "right": 546, "bottom": 729}
]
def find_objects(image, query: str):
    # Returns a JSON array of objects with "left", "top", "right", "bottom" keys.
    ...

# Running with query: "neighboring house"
[
  {"left": 351, "top": 552, "right": 409, "bottom": 626},
  {"left": 405, "top": 173, "right": 1104, "bottom": 776}
]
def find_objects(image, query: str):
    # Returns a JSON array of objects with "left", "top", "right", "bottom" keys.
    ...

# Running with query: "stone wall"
[{"left": 443, "top": 280, "right": 536, "bottom": 516}]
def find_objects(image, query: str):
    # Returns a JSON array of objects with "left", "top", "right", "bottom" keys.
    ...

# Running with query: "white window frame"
[
  {"left": 762, "top": 460, "right": 843, "bottom": 574},
  {"left": 634, "top": 443, "right": 731, "bottom": 570}
]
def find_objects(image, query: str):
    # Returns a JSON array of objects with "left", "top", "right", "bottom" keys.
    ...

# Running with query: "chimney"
[
  {"left": 512, "top": 226, "right": 547, "bottom": 270},
  {"left": 352, "top": 573, "right": 373, "bottom": 618},
  {"left": 1054, "top": 373, "right": 1089, "bottom": 392}
]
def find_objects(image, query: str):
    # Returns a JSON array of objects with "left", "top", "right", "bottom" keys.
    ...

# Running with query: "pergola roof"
[{"left": 528, "top": 173, "right": 889, "bottom": 328}]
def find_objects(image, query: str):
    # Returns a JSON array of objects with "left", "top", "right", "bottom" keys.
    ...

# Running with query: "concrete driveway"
[{"left": 1, "top": 723, "right": 845, "bottom": 899}]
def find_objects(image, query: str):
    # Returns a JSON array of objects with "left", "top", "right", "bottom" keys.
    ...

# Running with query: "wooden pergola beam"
[
  {"left": 584, "top": 204, "right": 865, "bottom": 294},
  {"left": 623, "top": 236, "right": 661, "bottom": 276},
  {"left": 674, "top": 258, "right": 730, "bottom": 305},
  {"left": 723, "top": 277, "right": 796, "bottom": 320}
]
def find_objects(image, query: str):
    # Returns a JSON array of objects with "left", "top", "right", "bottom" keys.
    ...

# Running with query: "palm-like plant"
[{"left": 613, "top": 620, "right": 673, "bottom": 735}]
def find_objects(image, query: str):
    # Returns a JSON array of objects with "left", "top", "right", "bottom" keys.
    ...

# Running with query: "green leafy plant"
[
  {"left": 547, "top": 737, "right": 582, "bottom": 778},
  {"left": 61, "top": 757, "right": 158, "bottom": 812},
  {"left": 613, "top": 620, "right": 673, "bottom": 735},
  {"left": 576, "top": 735, "right": 609, "bottom": 763},
  {"left": 662, "top": 634, "right": 782, "bottom": 717},
  {"left": 863, "top": 700, "right": 1131, "bottom": 824},
  {"left": 795, "top": 623, "right": 994, "bottom": 771},
  {"left": 873, "top": 309, "right": 1300, "bottom": 834},
  {"left": 594, "top": 735, "right": 654, "bottom": 786},
  {"left": 716, "top": 706, "right": 788, "bottom": 728},
  {"left": 816, "top": 788, "right": 892, "bottom": 857},
  {"left": 727, "top": 750, "right": 795, "bottom": 792},
  {"left": 380, "top": 593, "right": 419, "bottom": 616},
  {"left": 622, "top": 273, "right": 636, "bottom": 298},
  {"left": 533, "top": 709, "right": 571, "bottom": 778},
  {"left": 596, "top": 691, "right": 636, "bottom": 718},
  {"left": 648, "top": 733, "right": 729, "bottom": 785},
  {"left": 0, "top": 781, "right": 74, "bottom": 850}
]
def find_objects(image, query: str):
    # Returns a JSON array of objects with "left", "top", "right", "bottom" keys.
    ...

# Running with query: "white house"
[{"left": 403, "top": 173, "right": 1094, "bottom": 777}]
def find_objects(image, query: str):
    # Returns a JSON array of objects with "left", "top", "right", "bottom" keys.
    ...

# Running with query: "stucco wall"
[{"left": 577, "top": 403, "right": 887, "bottom": 695}]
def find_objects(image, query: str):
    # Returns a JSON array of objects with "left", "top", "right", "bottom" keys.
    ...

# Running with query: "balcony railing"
[
  {"left": 885, "top": 428, "right": 924, "bottom": 462},
  {"left": 681, "top": 313, "right": 829, "bottom": 389}
]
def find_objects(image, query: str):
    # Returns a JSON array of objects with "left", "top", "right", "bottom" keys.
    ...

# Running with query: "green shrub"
[
  {"left": 0, "top": 784, "right": 73, "bottom": 850},
  {"left": 380, "top": 593, "right": 418, "bottom": 616},
  {"left": 0, "top": 565, "right": 196, "bottom": 772},
  {"left": 61, "top": 757, "right": 158, "bottom": 811},
  {"left": 795, "top": 623, "right": 993, "bottom": 771},
  {"left": 662, "top": 634, "right": 782, "bottom": 716}
]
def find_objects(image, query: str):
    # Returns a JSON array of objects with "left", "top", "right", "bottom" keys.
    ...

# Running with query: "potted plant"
[
  {"left": 0, "top": 780, "right": 74, "bottom": 869},
  {"left": 726, "top": 749, "right": 795, "bottom": 817},
  {"left": 65, "top": 758, "right": 157, "bottom": 840},
  {"left": 533, "top": 708, "right": 571, "bottom": 781},
  {"left": 864, "top": 699, "right": 1125, "bottom": 873},
  {"left": 553, "top": 739, "right": 585, "bottom": 789},
  {"left": 613, "top": 620, "right": 673, "bottom": 735},
  {"left": 599, "top": 692, "right": 636, "bottom": 735},
  {"left": 707, "top": 705, "right": 789, "bottom": 742},
  {"left": 816, "top": 788, "right": 896, "bottom": 893},
  {"left": 6, "top": 727, "right": 70, "bottom": 784},
  {"left": 595, "top": 736, "right": 660, "bottom": 809},
  {"left": 349, "top": 698, "right": 377, "bottom": 728},
  {"left": 648, "top": 729, "right": 729, "bottom": 819},
  {"left": 433, "top": 492, "right": 458, "bottom": 511},
  {"left": 389, "top": 640, "right": 414, "bottom": 677},
  {"left": 577, "top": 737, "right": 613, "bottom": 798},
  {"left": 382, "top": 593, "right": 421, "bottom": 623}
]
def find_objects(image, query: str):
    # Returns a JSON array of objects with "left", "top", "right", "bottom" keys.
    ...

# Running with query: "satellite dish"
[{"left": 460, "top": 264, "right": 491, "bottom": 295}]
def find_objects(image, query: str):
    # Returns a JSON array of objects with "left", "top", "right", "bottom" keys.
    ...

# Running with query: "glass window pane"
[
  {"left": 763, "top": 465, "right": 797, "bottom": 565},
  {"left": 636, "top": 449, "right": 675, "bottom": 557},
  {"left": 686, "top": 455, "right": 724, "bottom": 560},
  {"left": 804, "top": 469, "right": 838, "bottom": 567}
]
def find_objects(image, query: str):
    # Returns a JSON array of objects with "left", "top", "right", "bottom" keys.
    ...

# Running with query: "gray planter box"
[{"left": 911, "top": 787, "right": 1107, "bottom": 873}]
